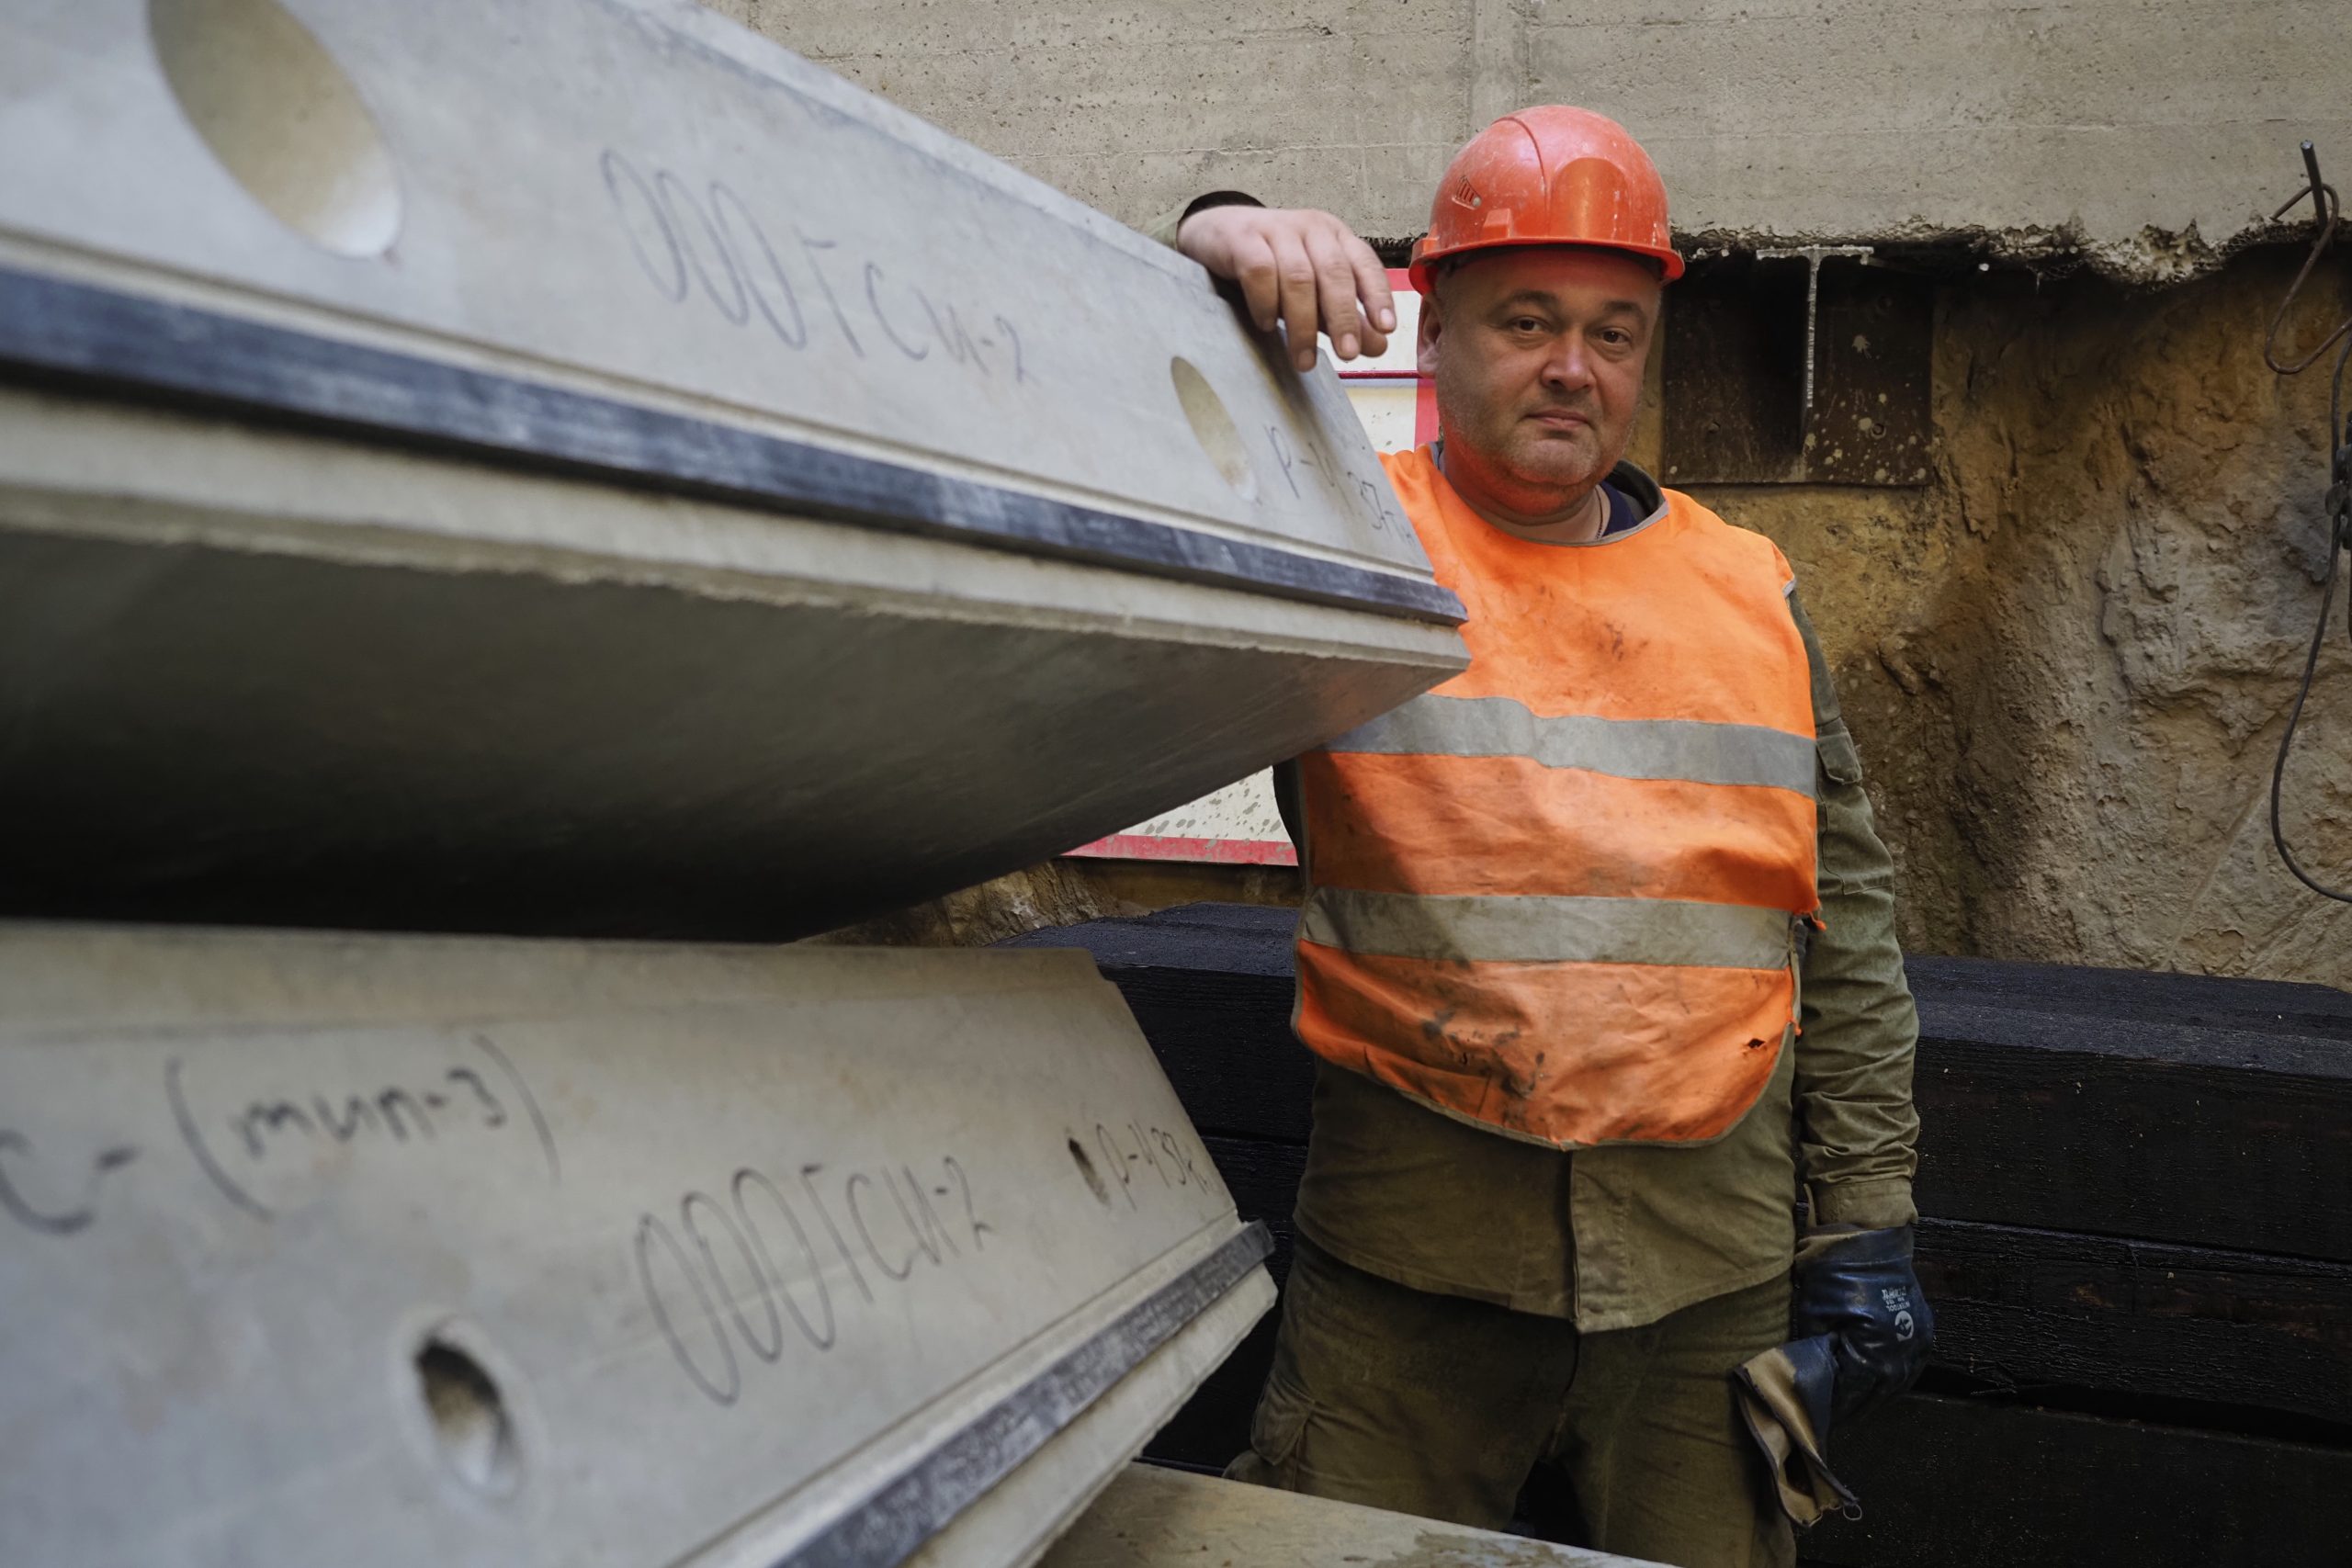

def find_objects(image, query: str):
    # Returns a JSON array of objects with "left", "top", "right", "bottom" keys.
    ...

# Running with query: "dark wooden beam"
[
  {"left": 1907, "top": 994, "right": 2352, "bottom": 1262},
  {"left": 1804, "top": 1393, "right": 2352, "bottom": 1568},
  {"left": 1152, "top": 1127, "right": 2352, "bottom": 1439},
  {"left": 1918, "top": 1218, "right": 2352, "bottom": 1428}
]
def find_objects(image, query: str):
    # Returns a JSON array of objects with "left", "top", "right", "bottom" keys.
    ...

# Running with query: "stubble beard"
[
  {"left": 1501, "top": 422, "right": 1605, "bottom": 491},
  {"left": 1435, "top": 361, "right": 1637, "bottom": 513},
  {"left": 1444, "top": 400, "right": 1614, "bottom": 516}
]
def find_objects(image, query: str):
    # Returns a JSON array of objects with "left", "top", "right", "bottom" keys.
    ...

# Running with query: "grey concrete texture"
[
  {"left": 1043, "top": 1462, "right": 1652, "bottom": 1567},
  {"left": 0, "top": 0, "right": 1471, "bottom": 938},
  {"left": 712, "top": 0, "right": 2352, "bottom": 282},
  {"left": 0, "top": 389, "right": 1459, "bottom": 939},
  {"left": 1, "top": 0, "right": 1427, "bottom": 575},
  {"left": 0, "top": 922, "right": 1268, "bottom": 1568}
]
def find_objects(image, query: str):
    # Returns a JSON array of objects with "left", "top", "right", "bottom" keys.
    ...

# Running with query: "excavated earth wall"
[{"left": 1724, "top": 249, "right": 2352, "bottom": 984}]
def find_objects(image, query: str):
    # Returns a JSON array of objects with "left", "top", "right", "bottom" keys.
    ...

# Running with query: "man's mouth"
[{"left": 1527, "top": 409, "right": 1591, "bottom": 431}]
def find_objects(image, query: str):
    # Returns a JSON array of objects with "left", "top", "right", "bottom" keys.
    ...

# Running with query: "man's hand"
[
  {"left": 1176, "top": 205, "right": 1396, "bottom": 371},
  {"left": 1788, "top": 1224, "right": 1935, "bottom": 1426}
]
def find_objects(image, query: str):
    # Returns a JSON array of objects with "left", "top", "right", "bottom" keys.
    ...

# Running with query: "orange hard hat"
[{"left": 1408, "top": 106, "right": 1683, "bottom": 293}]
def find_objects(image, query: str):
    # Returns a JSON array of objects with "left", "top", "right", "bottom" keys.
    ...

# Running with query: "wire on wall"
[{"left": 2262, "top": 142, "right": 2352, "bottom": 903}]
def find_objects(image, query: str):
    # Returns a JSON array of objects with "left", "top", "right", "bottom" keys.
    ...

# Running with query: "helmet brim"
[{"left": 1408, "top": 234, "right": 1686, "bottom": 295}]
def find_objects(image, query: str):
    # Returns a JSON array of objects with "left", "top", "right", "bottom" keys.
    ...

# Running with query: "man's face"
[{"left": 1419, "top": 246, "right": 1660, "bottom": 502}]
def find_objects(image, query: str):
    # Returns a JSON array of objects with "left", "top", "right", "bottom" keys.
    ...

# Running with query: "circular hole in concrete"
[
  {"left": 1171, "top": 357, "right": 1259, "bottom": 502},
  {"left": 149, "top": 0, "right": 402, "bottom": 256},
  {"left": 1069, "top": 1136, "right": 1112, "bottom": 1206},
  {"left": 413, "top": 1333, "right": 521, "bottom": 1498}
]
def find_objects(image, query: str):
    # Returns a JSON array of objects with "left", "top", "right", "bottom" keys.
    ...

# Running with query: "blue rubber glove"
[{"left": 1787, "top": 1223, "right": 1934, "bottom": 1425}]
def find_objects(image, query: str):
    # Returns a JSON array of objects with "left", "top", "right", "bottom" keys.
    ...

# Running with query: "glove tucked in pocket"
[{"left": 1735, "top": 1335, "right": 1856, "bottom": 1527}]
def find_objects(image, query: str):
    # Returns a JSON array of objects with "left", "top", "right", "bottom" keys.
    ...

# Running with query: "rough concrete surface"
[
  {"left": 0, "top": 924, "right": 1261, "bottom": 1568},
  {"left": 709, "top": 0, "right": 2351, "bottom": 282},
  {"left": 1042, "top": 1461, "right": 1645, "bottom": 1567}
]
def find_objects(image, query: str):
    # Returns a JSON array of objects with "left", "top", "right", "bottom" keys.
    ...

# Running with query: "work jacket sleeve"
[
  {"left": 1142, "top": 192, "right": 1264, "bottom": 250},
  {"left": 1790, "top": 590, "right": 1921, "bottom": 1229}
]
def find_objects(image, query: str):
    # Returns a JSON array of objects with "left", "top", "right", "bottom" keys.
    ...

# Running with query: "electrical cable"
[{"left": 2263, "top": 143, "right": 2352, "bottom": 902}]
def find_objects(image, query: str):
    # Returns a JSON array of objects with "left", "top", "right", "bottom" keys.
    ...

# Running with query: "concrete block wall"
[{"left": 710, "top": 0, "right": 2352, "bottom": 281}]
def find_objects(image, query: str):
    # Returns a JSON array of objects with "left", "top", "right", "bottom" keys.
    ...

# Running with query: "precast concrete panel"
[
  {"left": 0, "top": 924, "right": 1274, "bottom": 1568},
  {"left": 724, "top": 0, "right": 2352, "bottom": 282},
  {"left": 1043, "top": 1464, "right": 1654, "bottom": 1568},
  {"left": 0, "top": 0, "right": 1464, "bottom": 936}
]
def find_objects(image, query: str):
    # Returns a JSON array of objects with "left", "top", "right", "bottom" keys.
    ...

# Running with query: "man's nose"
[{"left": 1541, "top": 337, "right": 1596, "bottom": 394}]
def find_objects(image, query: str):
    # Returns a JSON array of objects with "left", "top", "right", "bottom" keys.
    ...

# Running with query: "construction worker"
[{"left": 1154, "top": 107, "right": 1930, "bottom": 1567}]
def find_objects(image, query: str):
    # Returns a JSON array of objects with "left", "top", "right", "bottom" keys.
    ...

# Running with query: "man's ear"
[{"left": 1417, "top": 289, "right": 1442, "bottom": 378}]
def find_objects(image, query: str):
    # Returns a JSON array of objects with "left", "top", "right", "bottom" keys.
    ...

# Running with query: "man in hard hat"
[{"left": 1154, "top": 107, "right": 1930, "bottom": 1568}]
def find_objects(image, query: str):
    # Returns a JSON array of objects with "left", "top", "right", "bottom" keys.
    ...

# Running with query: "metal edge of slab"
[
  {"left": 895, "top": 1272, "right": 1279, "bottom": 1568},
  {"left": 773, "top": 1222, "right": 1273, "bottom": 1568},
  {"left": 0, "top": 266, "right": 1464, "bottom": 627}
]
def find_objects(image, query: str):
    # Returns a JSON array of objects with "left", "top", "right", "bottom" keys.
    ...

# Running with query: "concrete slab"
[
  {"left": 0, "top": 923, "right": 1275, "bottom": 1568},
  {"left": 725, "top": 0, "right": 2352, "bottom": 282},
  {"left": 1039, "top": 1464, "right": 1659, "bottom": 1568},
  {"left": 0, "top": 0, "right": 1464, "bottom": 936}
]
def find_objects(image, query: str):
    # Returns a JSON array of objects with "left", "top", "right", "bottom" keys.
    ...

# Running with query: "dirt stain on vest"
[{"left": 1492, "top": 1043, "right": 1542, "bottom": 1101}]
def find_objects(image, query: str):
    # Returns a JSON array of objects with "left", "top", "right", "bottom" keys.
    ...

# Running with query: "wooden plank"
[
  {"left": 1114, "top": 973, "right": 1312, "bottom": 1145},
  {"left": 1026, "top": 909, "right": 2352, "bottom": 1454},
  {"left": 1805, "top": 1394, "right": 2352, "bottom": 1568},
  {"left": 1905, "top": 954, "right": 2352, "bottom": 1033},
  {"left": 1917, "top": 1218, "right": 2352, "bottom": 1427},
  {"left": 1909, "top": 999, "right": 2352, "bottom": 1261},
  {"left": 1193, "top": 1137, "right": 1307, "bottom": 1278},
  {"left": 1147, "top": 1126, "right": 2352, "bottom": 1560}
]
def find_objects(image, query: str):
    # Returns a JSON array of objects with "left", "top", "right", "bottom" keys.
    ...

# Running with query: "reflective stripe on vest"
[
  {"left": 1302, "top": 888, "right": 1799, "bottom": 970},
  {"left": 1329, "top": 696, "right": 1816, "bottom": 795},
  {"left": 1293, "top": 447, "right": 1819, "bottom": 1148}
]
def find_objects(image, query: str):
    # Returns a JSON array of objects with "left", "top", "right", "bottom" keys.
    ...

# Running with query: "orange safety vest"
[{"left": 1293, "top": 446, "right": 1819, "bottom": 1148}]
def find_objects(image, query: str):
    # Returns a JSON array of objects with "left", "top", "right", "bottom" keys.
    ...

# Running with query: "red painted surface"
[
  {"left": 1065, "top": 832, "right": 1298, "bottom": 867},
  {"left": 1330, "top": 269, "right": 1434, "bottom": 445}
]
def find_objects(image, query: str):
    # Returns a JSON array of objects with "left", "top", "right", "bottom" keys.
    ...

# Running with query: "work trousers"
[{"left": 1230, "top": 1238, "right": 1796, "bottom": 1568}]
